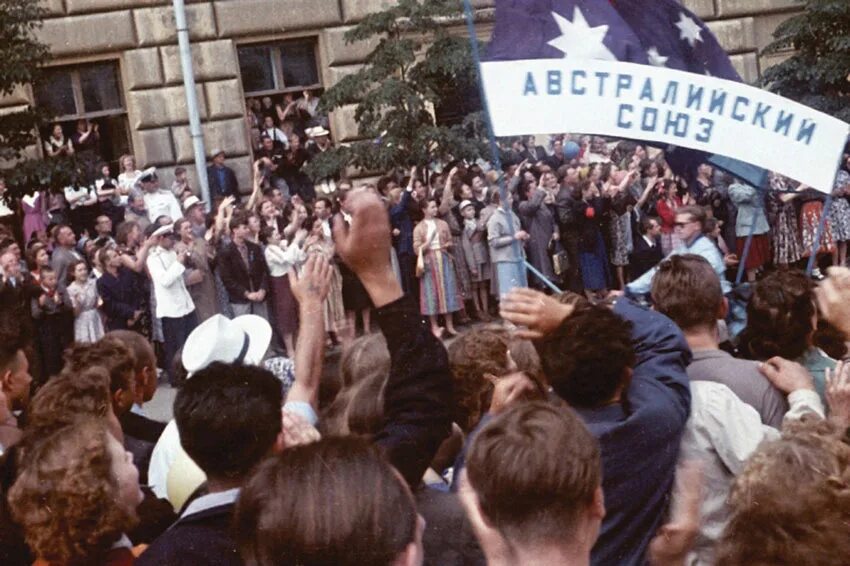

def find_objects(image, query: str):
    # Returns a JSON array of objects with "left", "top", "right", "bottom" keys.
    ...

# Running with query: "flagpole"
[
  {"left": 462, "top": 0, "right": 528, "bottom": 292},
  {"left": 805, "top": 148, "right": 846, "bottom": 275}
]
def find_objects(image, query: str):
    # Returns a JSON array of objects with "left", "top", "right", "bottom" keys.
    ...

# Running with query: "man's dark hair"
[
  {"left": 538, "top": 305, "right": 635, "bottom": 408},
  {"left": 315, "top": 197, "right": 332, "bottom": 211},
  {"left": 467, "top": 401, "right": 601, "bottom": 543},
  {"left": 638, "top": 215, "right": 658, "bottom": 235},
  {"left": 229, "top": 211, "right": 250, "bottom": 232},
  {"left": 174, "top": 362, "right": 283, "bottom": 480},
  {"left": 0, "top": 319, "right": 27, "bottom": 371},
  {"left": 651, "top": 254, "right": 723, "bottom": 331}
]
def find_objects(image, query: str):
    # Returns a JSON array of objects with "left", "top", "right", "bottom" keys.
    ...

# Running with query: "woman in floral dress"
[
  {"left": 766, "top": 174, "right": 803, "bottom": 268},
  {"left": 828, "top": 170, "right": 850, "bottom": 267}
]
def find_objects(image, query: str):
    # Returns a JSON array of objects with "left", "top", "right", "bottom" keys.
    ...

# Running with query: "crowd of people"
[{"left": 0, "top": 129, "right": 849, "bottom": 565}]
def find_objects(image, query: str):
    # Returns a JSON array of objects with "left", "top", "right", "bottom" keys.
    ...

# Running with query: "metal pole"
[
  {"left": 173, "top": 0, "right": 211, "bottom": 212},
  {"left": 462, "top": 0, "right": 528, "bottom": 293}
]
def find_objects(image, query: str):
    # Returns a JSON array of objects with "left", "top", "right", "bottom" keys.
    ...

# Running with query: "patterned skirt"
[
  {"left": 829, "top": 197, "right": 850, "bottom": 242},
  {"left": 420, "top": 250, "right": 461, "bottom": 316},
  {"left": 450, "top": 235, "right": 471, "bottom": 300},
  {"left": 800, "top": 201, "right": 835, "bottom": 257},
  {"left": 608, "top": 212, "right": 632, "bottom": 266},
  {"left": 772, "top": 205, "right": 803, "bottom": 265}
]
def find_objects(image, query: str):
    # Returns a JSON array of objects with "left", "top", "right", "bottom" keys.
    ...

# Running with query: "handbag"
[
  {"left": 551, "top": 240, "right": 570, "bottom": 276},
  {"left": 415, "top": 247, "right": 425, "bottom": 278}
]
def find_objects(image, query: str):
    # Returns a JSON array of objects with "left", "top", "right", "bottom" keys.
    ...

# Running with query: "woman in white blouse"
[
  {"left": 263, "top": 225, "right": 307, "bottom": 356},
  {"left": 117, "top": 154, "right": 142, "bottom": 205},
  {"left": 44, "top": 123, "right": 74, "bottom": 158}
]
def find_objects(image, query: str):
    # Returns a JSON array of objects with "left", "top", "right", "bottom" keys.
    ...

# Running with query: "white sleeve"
[
  {"left": 147, "top": 254, "right": 186, "bottom": 287},
  {"left": 148, "top": 419, "right": 180, "bottom": 500},
  {"left": 283, "top": 401, "right": 318, "bottom": 426},
  {"left": 697, "top": 382, "right": 779, "bottom": 476},
  {"left": 785, "top": 389, "right": 825, "bottom": 422}
]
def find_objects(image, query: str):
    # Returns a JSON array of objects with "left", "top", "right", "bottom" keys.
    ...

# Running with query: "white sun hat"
[{"left": 181, "top": 314, "right": 272, "bottom": 375}]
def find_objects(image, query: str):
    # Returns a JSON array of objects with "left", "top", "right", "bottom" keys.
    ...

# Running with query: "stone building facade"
[{"left": 0, "top": 0, "right": 802, "bottom": 190}]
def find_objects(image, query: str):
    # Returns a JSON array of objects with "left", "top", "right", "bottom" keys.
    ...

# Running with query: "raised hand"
[
  {"left": 332, "top": 188, "right": 401, "bottom": 307},
  {"left": 826, "top": 360, "right": 850, "bottom": 426},
  {"left": 289, "top": 253, "right": 331, "bottom": 314},
  {"left": 499, "top": 288, "right": 573, "bottom": 340}
]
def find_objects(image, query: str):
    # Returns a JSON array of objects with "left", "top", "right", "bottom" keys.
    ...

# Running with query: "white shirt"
[
  {"left": 642, "top": 234, "right": 656, "bottom": 248},
  {"left": 0, "top": 193, "right": 13, "bottom": 217},
  {"left": 181, "top": 488, "right": 241, "bottom": 518},
  {"left": 675, "top": 381, "right": 824, "bottom": 566},
  {"left": 263, "top": 127, "right": 289, "bottom": 147},
  {"left": 264, "top": 241, "right": 306, "bottom": 277},
  {"left": 143, "top": 190, "right": 183, "bottom": 223},
  {"left": 146, "top": 247, "right": 194, "bottom": 318},
  {"left": 63, "top": 184, "right": 96, "bottom": 209}
]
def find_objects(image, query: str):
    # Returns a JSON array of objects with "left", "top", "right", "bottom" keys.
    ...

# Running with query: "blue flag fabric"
[{"left": 486, "top": 0, "right": 767, "bottom": 187}]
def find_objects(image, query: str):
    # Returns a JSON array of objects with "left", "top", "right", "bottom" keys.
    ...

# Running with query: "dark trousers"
[
  {"left": 397, "top": 252, "right": 418, "bottom": 299},
  {"left": 562, "top": 231, "right": 584, "bottom": 293},
  {"left": 161, "top": 311, "right": 198, "bottom": 385},
  {"left": 35, "top": 314, "right": 73, "bottom": 382}
]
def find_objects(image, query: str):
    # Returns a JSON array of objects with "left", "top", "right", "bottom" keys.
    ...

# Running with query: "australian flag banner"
[{"left": 485, "top": 0, "right": 765, "bottom": 186}]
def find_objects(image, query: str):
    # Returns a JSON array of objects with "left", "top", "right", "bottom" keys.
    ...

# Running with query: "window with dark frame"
[
  {"left": 33, "top": 61, "right": 131, "bottom": 170},
  {"left": 238, "top": 39, "right": 324, "bottom": 154},
  {"left": 237, "top": 39, "right": 322, "bottom": 97}
]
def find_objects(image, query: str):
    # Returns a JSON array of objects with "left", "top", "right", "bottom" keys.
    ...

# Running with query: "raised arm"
[
  {"left": 285, "top": 254, "right": 332, "bottom": 412},
  {"left": 334, "top": 189, "right": 452, "bottom": 487}
]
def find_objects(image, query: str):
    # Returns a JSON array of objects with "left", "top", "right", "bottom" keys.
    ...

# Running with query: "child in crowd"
[{"left": 30, "top": 267, "right": 73, "bottom": 380}]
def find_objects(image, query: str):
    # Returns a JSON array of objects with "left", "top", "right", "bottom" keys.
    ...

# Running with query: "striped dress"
[{"left": 420, "top": 220, "right": 461, "bottom": 316}]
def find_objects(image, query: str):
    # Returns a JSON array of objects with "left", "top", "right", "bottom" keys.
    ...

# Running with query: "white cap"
[
  {"left": 459, "top": 200, "right": 474, "bottom": 211},
  {"left": 151, "top": 223, "right": 174, "bottom": 237},
  {"left": 181, "top": 314, "right": 272, "bottom": 375},
  {"left": 139, "top": 167, "right": 158, "bottom": 183},
  {"left": 182, "top": 195, "right": 202, "bottom": 212},
  {"left": 307, "top": 126, "right": 330, "bottom": 138},
  {"left": 210, "top": 148, "right": 225, "bottom": 158}
]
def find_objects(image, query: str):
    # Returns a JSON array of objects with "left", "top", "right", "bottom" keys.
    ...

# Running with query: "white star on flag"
[
  {"left": 647, "top": 47, "right": 669, "bottom": 67},
  {"left": 675, "top": 13, "right": 703, "bottom": 48},
  {"left": 548, "top": 8, "right": 617, "bottom": 61}
]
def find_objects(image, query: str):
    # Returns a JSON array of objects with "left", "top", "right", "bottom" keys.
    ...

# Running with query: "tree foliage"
[
  {"left": 306, "top": 0, "right": 488, "bottom": 179},
  {"left": 761, "top": 0, "right": 850, "bottom": 123},
  {"left": 0, "top": 1, "right": 92, "bottom": 197}
]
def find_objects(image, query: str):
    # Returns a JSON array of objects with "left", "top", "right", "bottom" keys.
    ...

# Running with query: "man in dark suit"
[
  {"left": 630, "top": 216, "right": 664, "bottom": 281},
  {"left": 206, "top": 149, "right": 241, "bottom": 204},
  {"left": 521, "top": 135, "right": 548, "bottom": 163},
  {"left": 135, "top": 363, "right": 283, "bottom": 566},
  {"left": 217, "top": 212, "right": 269, "bottom": 319}
]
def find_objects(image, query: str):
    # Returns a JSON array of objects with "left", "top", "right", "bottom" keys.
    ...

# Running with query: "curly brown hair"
[
  {"left": 25, "top": 366, "right": 112, "bottom": 438},
  {"left": 9, "top": 419, "right": 138, "bottom": 566},
  {"left": 739, "top": 270, "right": 816, "bottom": 361},
  {"left": 448, "top": 328, "right": 511, "bottom": 432},
  {"left": 716, "top": 417, "right": 850, "bottom": 565}
]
